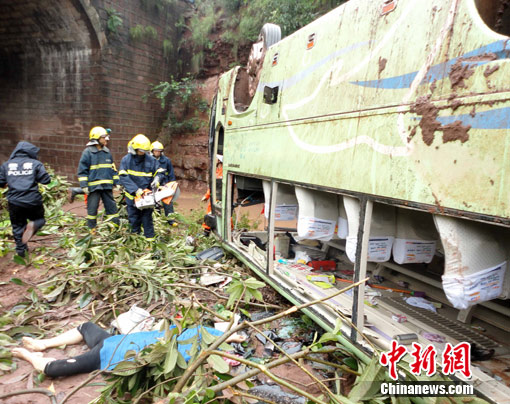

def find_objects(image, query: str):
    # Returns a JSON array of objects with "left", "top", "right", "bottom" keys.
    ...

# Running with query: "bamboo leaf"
[
  {"left": 348, "top": 358, "right": 387, "bottom": 402},
  {"left": 111, "top": 361, "right": 139, "bottom": 376},
  {"left": 201, "top": 327, "right": 219, "bottom": 345},
  {"left": 207, "top": 354, "right": 229, "bottom": 373},
  {"left": 176, "top": 351, "right": 188, "bottom": 369},
  {"left": 78, "top": 293, "right": 93, "bottom": 309},
  {"left": 12, "top": 255, "right": 26, "bottom": 266},
  {"left": 163, "top": 338, "right": 178, "bottom": 374},
  {"left": 43, "top": 282, "right": 67, "bottom": 300},
  {"left": 318, "top": 332, "right": 339, "bottom": 344},
  {"left": 244, "top": 277, "right": 265, "bottom": 289},
  {"left": 127, "top": 373, "right": 138, "bottom": 392},
  {"left": 250, "top": 288, "right": 264, "bottom": 302}
]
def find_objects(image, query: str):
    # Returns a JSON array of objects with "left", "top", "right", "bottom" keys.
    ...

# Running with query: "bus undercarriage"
[{"left": 211, "top": 172, "right": 510, "bottom": 403}]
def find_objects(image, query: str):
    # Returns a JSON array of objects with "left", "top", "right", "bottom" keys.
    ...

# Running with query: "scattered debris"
[
  {"left": 394, "top": 333, "right": 419, "bottom": 344},
  {"left": 200, "top": 273, "right": 227, "bottom": 286},
  {"left": 306, "top": 274, "right": 335, "bottom": 289},
  {"left": 277, "top": 319, "right": 300, "bottom": 339},
  {"left": 248, "top": 384, "right": 306, "bottom": 404},
  {"left": 215, "top": 314, "right": 241, "bottom": 332},
  {"left": 250, "top": 311, "right": 274, "bottom": 321},
  {"left": 405, "top": 296, "right": 437, "bottom": 312},
  {"left": 255, "top": 330, "right": 278, "bottom": 345},
  {"left": 279, "top": 341, "right": 302, "bottom": 354},
  {"left": 195, "top": 246, "right": 224, "bottom": 261},
  {"left": 422, "top": 332, "right": 446, "bottom": 343},
  {"left": 471, "top": 344, "right": 495, "bottom": 361},
  {"left": 392, "top": 314, "right": 407, "bottom": 323}
]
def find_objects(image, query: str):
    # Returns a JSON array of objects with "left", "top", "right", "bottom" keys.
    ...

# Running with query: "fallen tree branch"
[
  {"left": 245, "top": 321, "right": 341, "bottom": 404},
  {"left": 173, "top": 278, "right": 369, "bottom": 394},
  {"left": 209, "top": 346, "right": 337, "bottom": 394},
  {"left": 304, "top": 355, "right": 360, "bottom": 375},
  {"left": 230, "top": 389, "right": 278, "bottom": 404},
  {"left": 0, "top": 388, "right": 57, "bottom": 404},
  {"left": 211, "top": 350, "right": 329, "bottom": 404}
]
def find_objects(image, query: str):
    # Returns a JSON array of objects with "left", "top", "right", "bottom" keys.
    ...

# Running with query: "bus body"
[{"left": 207, "top": 0, "right": 510, "bottom": 401}]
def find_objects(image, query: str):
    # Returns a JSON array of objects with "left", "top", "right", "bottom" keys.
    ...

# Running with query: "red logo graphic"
[
  {"left": 380, "top": 340, "right": 472, "bottom": 379},
  {"left": 379, "top": 340, "right": 407, "bottom": 380},
  {"left": 410, "top": 343, "right": 437, "bottom": 376},
  {"left": 442, "top": 342, "right": 472, "bottom": 378}
]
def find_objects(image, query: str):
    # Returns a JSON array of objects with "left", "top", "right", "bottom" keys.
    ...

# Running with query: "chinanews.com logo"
[{"left": 376, "top": 340, "right": 475, "bottom": 397}]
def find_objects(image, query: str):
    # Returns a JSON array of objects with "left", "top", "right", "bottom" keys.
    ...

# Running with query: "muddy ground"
[
  {"left": 0, "top": 191, "right": 328, "bottom": 404},
  {"left": 0, "top": 192, "right": 205, "bottom": 403}
]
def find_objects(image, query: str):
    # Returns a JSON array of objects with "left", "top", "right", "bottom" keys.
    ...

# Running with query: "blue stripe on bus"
[
  {"left": 351, "top": 40, "right": 510, "bottom": 89},
  {"left": 434, "top": 107, "right": 510, "bottom": 130}
]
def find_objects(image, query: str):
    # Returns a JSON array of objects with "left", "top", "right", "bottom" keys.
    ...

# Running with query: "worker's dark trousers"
[
  {"left": 163, "top": 201, "right": 175, "bottom": 224},
  {"left": 8, "top": 202, "right": 45, "bottom": 256},
  {"left": 125, "top": 199, "right": 155, "bottom": 239},
  {"left": 86, "top": 190, "right": 119, "bottom": 228}
]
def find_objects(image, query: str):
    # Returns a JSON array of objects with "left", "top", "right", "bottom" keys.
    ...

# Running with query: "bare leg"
[
  {"left": 226, "top": 333, "right": 246, "bottom": 343},
  {"left": 12, "top": 348, "right": 56, "bottom": 372},
  {"left": 22, "top": 328, "right": 83, "bottom": 352}
]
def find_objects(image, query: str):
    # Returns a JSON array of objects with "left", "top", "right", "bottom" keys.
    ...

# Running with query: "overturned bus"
[{"left": 206, "top": 0, "right": 510, "bottom": 401}]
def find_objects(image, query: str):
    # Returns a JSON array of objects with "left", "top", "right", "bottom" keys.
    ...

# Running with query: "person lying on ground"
[{"left": 12, "top": 322, "right": 245, "bottom": 378}]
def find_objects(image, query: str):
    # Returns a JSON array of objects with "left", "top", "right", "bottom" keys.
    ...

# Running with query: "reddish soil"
[
  {"left": 0, "top": 190, "right": 323, "bottom": 403},
  {"left": 0, "top": 191, "right": 205, "bottom": 404}
]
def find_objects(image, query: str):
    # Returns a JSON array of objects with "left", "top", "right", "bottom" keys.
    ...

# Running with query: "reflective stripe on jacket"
[
  {"left": 77, "top": 146, "right": 119, "bottom": 191},
  {"left": 119, "top": 153, "right": 160, "bottom": 197}
]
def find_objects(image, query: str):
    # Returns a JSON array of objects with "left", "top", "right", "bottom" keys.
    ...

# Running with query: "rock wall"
[{"left": 165, "top": 40, "right": 251, "bottom": 191}]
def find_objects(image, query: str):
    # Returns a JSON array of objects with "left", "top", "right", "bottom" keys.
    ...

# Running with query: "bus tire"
[{"left": 259, "top": 23, "right": 281, "bottom": 48}]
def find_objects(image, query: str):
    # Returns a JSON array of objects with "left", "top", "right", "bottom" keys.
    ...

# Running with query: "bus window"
[
  {"left": 233, "top": 23, "right": 281, "bottom": 112},
  {"left": 475, "top": 0, "right": 510, "bottom": 36},
  {"left": 212, "top": 126, "right": 224, "bottom": 209},
  {"left": 230, "top": 174, "right": 267, "bottom": 268}
]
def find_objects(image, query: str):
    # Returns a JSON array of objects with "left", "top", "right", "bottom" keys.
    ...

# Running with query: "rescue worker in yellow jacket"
[
  {"left": 119, "top": 135, "right": 162, "bottom": 240},
  {"left": 77, "top": 127, "right": 119, "bottom": 229}
]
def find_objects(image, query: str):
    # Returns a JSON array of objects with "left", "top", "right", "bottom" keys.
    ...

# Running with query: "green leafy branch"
[{"left": 106, "top": 8, "right": 123, "bottom": 35}]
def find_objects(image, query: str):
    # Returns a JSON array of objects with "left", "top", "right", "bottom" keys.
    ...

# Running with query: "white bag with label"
[
  {"left": 344, "top": 197, "right": 396, "bottom": 263},
  {"left": 337, "top": 196, "right": 348, "bottom": 239},
  {"left": 262, "top": 181, "right": 298, "bottom": 221},
  {"left": 442, "top": 263, "right": 506, "bottom": 309},
  {"left": 295, "top": 187, "right": 337, "bottom": 241},
  {"left": 393, "top": 209, "right": 437, "bottom": 264},
  {"left": 434, "top": 215, "right": 509, "bottom": 308}
]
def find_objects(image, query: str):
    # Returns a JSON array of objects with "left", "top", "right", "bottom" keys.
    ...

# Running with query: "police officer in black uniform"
[{"left": 0, "top": 141, "right": 51, "bottom": 257}]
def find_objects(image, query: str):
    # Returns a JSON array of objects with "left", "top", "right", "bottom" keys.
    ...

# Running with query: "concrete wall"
[{"left": 0, "top": 0, "right": 181, "bottom": 181}]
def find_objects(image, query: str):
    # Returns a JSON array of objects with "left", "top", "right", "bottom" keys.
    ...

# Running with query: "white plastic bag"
[{"left": 111, "top": 305, "right": 154, "bottom": 334}]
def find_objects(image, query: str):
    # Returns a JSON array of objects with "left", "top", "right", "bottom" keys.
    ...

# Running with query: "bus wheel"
[{"left": 259, "top": 23, "right": 281, "bottom": 48}]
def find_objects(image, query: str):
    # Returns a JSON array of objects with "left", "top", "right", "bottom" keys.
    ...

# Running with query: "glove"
[
  {"left": 151, "top": 177, "right": 160, "bottom": 189},
  {"left": 135, "top": 188, "right": 143, "bottom": 197},
  {"left": 82, "top": 187, "right": 89, "bottom": 195}
]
